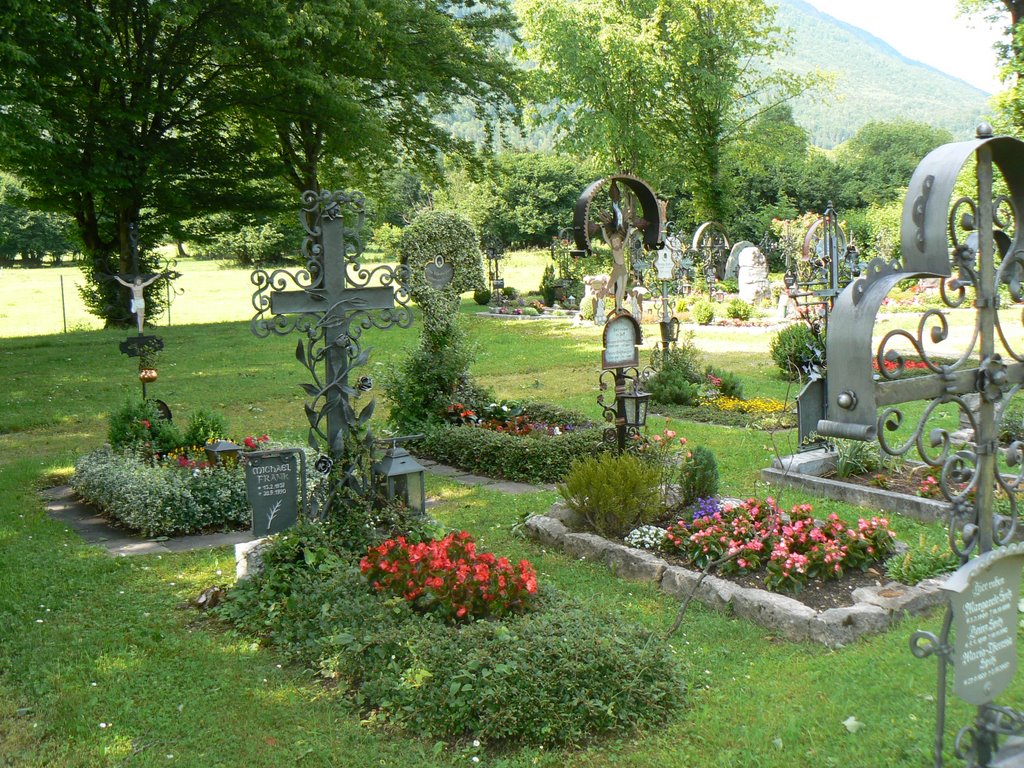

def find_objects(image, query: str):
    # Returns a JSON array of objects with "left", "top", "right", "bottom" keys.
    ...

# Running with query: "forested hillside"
[{"left": 776, "top": 0, "right": 994, "bottom": 146}]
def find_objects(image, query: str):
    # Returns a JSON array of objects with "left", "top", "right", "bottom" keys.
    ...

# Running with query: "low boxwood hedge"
[
  {"left": 72, "top": 447, "right": 250, "bottom": 536},
  {"left": 416, "top": 424, "right": 607, "bottom": 484}
]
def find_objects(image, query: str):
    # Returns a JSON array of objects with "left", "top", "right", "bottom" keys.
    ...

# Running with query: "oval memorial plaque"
[
  {"left": 942, "top": 543, "right": 1024, "bottom": 706},
  {"left": 602, "top": 312, "right": 641, "bottom": 369}
]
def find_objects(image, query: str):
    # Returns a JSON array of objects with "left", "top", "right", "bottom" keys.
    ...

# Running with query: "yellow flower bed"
[{"left": 703, "top": 395, "right": 789, "bottom": 415}]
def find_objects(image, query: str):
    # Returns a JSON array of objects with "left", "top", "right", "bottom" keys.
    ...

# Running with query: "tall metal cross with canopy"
[
  {"left": 251, "top": 190, "right": 412, "bottom": 490},
  {"left": 817, "top": 124, "right": 1024, "bottom": 767}
]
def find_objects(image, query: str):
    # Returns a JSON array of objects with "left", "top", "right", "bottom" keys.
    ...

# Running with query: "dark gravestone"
[{"left": 245, "top": 450, "right": 304, "bottom": 536}]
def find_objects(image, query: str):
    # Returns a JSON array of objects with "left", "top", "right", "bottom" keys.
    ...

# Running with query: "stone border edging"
[{"left": 524, "top": 503, "right": 948, "bottom": 647}]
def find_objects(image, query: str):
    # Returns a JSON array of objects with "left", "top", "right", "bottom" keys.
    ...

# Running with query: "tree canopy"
[{"left": 515, "top": 0, "right": 815, "bottom": 223}]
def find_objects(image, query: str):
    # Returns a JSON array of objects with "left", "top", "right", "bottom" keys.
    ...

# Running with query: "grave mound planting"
[
  {"left": 415, "top": 399, "right": 607, "bottom": 484},
  {"left": 217, "top": 521, "right": 685, "bottom": 747},
  {"left": 71, "top": 400, "right": 278, "bottom": 536}
]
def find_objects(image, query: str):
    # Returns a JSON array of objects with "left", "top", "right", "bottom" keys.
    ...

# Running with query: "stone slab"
[
  {"left": 486, "top": 480, "right": 543, "bottom": 495},
  {"left": 604, "top": 546, "right": 667, "bottom": 583},
  {"left": 524, "top": 515, "right": 568, "bottom": 547}
]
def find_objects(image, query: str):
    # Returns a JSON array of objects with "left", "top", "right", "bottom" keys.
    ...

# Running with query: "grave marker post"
[
  {"left": 817, "top": 125, "right": 1024, "bottom": 767},
  {"left": 250, "top": 190, "right": 413, "bottom": 506}
]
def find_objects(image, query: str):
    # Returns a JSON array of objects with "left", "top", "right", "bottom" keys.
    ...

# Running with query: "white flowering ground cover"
[{"left": 71, "top": 448, "right": 249, "bottom": 537}]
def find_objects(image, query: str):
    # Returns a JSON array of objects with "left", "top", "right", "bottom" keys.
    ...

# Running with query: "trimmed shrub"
[
  {"left": 182, "top": 407, "right": 229, "bottom": 448},
  {"left": 770, "top": 323, "right": 825, "bottom": 379},
  {"left": 726, "top": 297, "right": 752, "bottom": 320},
  {"left": 473, "top": 287, "right": 492, "bottom": 306},
  {"left": 690, "top": 298, "right": 714, "bottom": 325},
  {"left": 676, "top": 445, "right": 719, "bottom": 508},
  {"left": 558, "top": 453, "right": 661, "bottom": 538},
  {"left": 417, "top": 424, "right": 605, "bottom": 484}
]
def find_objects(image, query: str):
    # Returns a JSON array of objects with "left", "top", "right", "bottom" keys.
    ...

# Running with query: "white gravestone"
[{"left": 738, "top": 246, "right": 771, "bottom": 303}]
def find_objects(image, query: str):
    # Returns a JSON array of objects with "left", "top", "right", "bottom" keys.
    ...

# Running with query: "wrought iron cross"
[
  {"left": 251, "top": 191, "right": 412, "bottom": 468},
  {"left": 818, "top": 124, "right": 1024, "bottom": 767}
]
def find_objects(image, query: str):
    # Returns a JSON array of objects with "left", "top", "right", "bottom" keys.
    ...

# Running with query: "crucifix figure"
[
  {"left": 251, "top": 191, "right": 413, "bottom": 485},
  {"left": 111, "top": 222, "right": 178, "bottom": 334},
  {"left": 572, "top": 174, "right": 664, "bottom": 317}
]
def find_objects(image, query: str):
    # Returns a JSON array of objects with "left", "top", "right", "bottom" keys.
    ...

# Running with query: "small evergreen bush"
[
  {"left": 676, "top": 445, "right": 719, "bottom": 508},
  {"left": 558, "top": 453, "right": 661, "bottom": 537},
  {"left": 473, "top": 287, "right": 492, "bottom": 305},
  {"left": 770, "top": 323, "right": 825, "bottom": 379},
  {"left": 183, "top": 407, "right": 229, "bottom": 448},
  {"left": 726, "top": 297, "right": 752, "bottom": 320},
  {"left": 579, "top": 295, "right": 597, "bottom": 320},
  {"left": 690, "top": 298, "right": 714, "bottom": 325}
]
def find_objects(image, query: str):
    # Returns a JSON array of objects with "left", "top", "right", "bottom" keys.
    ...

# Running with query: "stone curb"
[{"left": 525, "top": 505, "right": 948, "bottom": 648}]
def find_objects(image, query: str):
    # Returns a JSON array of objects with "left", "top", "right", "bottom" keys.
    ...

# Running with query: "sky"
[{"left": 802, "top": 0, "right": 1006, "bottom": 94}]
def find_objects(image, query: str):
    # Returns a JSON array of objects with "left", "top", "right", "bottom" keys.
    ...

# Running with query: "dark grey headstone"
[{"left": 245, "top": 450, "right": 302, "bottom": 536}]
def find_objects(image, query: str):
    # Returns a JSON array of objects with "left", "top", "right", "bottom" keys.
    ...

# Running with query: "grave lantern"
[
  {"left": 619, "top": 383, "right": 651, "bottom": 429},
  {"left": 205, "top": 439, "right": 243, "bottom": 466},
  {"left": 374, "top": 438, "right": 427, "bottom": 516}
]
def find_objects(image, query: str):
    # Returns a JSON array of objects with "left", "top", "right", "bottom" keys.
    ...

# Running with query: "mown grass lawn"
[{"left": 1, "top": 258, "right": 1020, "bottom": 767}]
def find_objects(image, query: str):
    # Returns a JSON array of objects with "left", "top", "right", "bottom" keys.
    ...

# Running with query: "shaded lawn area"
[{"left": 0, "top": 312, "right": 1017, "bottom": 767}]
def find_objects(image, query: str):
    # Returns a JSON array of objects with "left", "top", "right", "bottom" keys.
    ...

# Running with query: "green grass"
[{"left": 1, "top": 259, "right": 1021, "bottom": 766}]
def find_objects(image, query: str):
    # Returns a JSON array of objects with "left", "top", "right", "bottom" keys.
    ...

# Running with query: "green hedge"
[
  {"left": 416, "top": 425, "right": 607, "bottom": 484},
  {"left": 72, "top": 447, "right": 249, "bottom": 536},
  {"left": 218, "top": 524, "right": 685, "bottom": 746}
]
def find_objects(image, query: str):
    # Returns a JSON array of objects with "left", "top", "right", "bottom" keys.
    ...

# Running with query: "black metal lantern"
[
  {"left": 374, "top": 439, "right": 426, "bottom": 516},
  {"left": 620, "top": 384, "right": 651, "bottom": 429},
  {"left": 205, "top": 439, "right": 243, "bottom": 465}
]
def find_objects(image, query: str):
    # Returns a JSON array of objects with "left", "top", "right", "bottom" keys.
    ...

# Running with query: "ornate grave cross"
[
  {"left": 817, "top": 125, "right": 1024, "bottom": 767},
  {"left": 251, "top": 190, "right": 412, "bottom": 491},
  {"left": 691, "top": 221, "right": 730, "bottom": 290},
  {"left": 573, "top": 174, "right": 665, "bottom": 316}
]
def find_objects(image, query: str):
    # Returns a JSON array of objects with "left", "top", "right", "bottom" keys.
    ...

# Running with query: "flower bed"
[{"left": 219, "top": 523, "right": 685, "bottom": 746}]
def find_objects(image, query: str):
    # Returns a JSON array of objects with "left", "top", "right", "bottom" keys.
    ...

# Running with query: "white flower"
[{"left": 624, "top": 525, "right": 668, "bottom": 550}]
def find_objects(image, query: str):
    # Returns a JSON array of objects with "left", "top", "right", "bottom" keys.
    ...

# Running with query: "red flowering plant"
[
  {"left": 241, "top": 434, "right": 270, "bottom": 451},
  {"left": 359, "top": 531, "right": 538, "bottom": 622},
  {"left": 661, "top": 498, "right": 896, "bottom": 593},
  {"left": 445, "top": 402, "right": 479, "bottom": 426}
]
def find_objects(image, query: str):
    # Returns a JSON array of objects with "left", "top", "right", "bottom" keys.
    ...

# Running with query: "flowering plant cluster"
[
  {"left": 241, "top": 434, "right": 270, "bottom": 450},
  {"left": 446, "top": 402, "right": 479, "bottom": 426},
  {"left": 360, "top": 531, "right": 538, "bottom": 621},
  {"left": 624, "top": 524, "right": 667, "bottom": 550},
  {"left": 873, "top": 358, "right": 929, "bottom": 373},
  {"left": 917, "top": 474, "right": 941, "bottom": 498},
  {"left": 661, "top": 498, "right": 896, "bottom": 593},
  {"left": 702, "top": 395, "right": 788, "bottom": 415}
]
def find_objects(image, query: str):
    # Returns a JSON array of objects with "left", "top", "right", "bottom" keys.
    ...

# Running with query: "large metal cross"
[
  {"left": 251, "top": 191, "right": 412, "bottom": 463},
  {"left": 818, "top": 124, "right": 1024, "bottom": 767}
]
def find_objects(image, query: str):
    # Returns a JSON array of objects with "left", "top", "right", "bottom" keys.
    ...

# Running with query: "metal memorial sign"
[
  {"left": 943, "top": 544, "right": 1024, "bottom": 706},
  {"left": 817, "top": 124, "right": 1024, "bottom": 767},
  {"left": 245, "top": 449, "right": 306, "bottom": 536},
  {"left": 602, "top": 311, "right": 641, "bottom": 369}
]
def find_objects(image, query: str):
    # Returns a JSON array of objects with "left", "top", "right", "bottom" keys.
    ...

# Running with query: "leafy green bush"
[
  {"left": 108, "top": 399, "right": 183, "bottom": 454},
  {"left": 707, "top": 365, "right": 744, "bottom": 399},
  {"left": 579, "top": 295, "right": 597, "bottom": 320},
  {"left": 370, "top": 222, "right": 403, "bottom": 259},
  {"left": 999, "top": 396, "right": 1024, "bottom": 444},
  {"left": 473, "top": 287, "right": 492, "bottom": 305},
  {"left": 676, "top": 445, "right": 719, "bottom": 508},
  {"left": 521, "top": 306, "right": 540, "bottom": 316},
  {"left": 72, "top": 447, "right": 249, "bottom": 536},
  {"left": 718, "top": 277, "right": 739, "bottom": 294},
  {"left": 886, "top": 536, "right": 960, "bottom": 585},
  {"left": 646, "top": 336, "right": 706, "bottom": 407},
  {"left": 769, "top": 323, "right": 825, "bottom": 379},
  {"left": 417, "top": 424, "right": 605, "bottom": 484},
  {"left": 558, "top": 453, "right": 661, "bottom": 538},
  {"left": 220, "top": 530, "right": 684, "bottom": 746},
  {"left": 726, "top": 297, "right": 752, "bottom": 320},
  {"left": 182, "top": 407, "right": 229, "bottom": 448},
  {"left": 690, "top": 298, "right": 714, "bottom": 325}
]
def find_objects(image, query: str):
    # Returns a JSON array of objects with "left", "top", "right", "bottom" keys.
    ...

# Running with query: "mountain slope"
[{"left": 774, "top": 0, "right": 994, "bottom": 146}]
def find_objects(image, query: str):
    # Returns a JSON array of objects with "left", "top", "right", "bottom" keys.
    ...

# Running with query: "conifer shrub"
[{"left": 557, "top": 453, "right": 661, "bottom": 537}]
